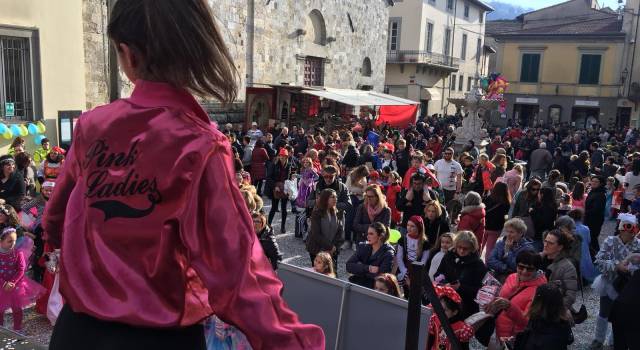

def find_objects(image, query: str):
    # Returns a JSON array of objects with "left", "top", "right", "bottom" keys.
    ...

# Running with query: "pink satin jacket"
[{"left": 43, "top": 80, "right": 324, "bottom": 349}]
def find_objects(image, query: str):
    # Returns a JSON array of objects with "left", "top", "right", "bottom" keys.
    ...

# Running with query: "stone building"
[
  {"left": 81, "top": 0, "right": 393, "bottom": 127},
  {"left": 214, "top": 0, "right": 391, "bottom": 96}
]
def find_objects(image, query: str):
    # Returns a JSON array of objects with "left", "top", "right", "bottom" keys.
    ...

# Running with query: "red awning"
[{"left": 375, "top": 105, "right": 418, "bottom": 128}]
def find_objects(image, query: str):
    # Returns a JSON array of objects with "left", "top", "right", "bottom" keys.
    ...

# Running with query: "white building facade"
[{"left": 384, "top": 0, "right": 493, "bottom": 117}]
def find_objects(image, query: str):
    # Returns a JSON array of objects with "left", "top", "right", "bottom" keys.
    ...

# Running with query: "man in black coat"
[
  {"left": 585, "top": 175, "right": 606, "bottom": 256},
  {"left": 396, "top": 171, "right": 435, "bottom": 227},
  {"left": 307, "top": 165, "right": 351, "bottom": 216}
]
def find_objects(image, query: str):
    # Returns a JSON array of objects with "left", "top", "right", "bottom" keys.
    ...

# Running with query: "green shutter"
[
  {"left": 520, "top": 54, "right": 540, "bottom": 83},
  {"left": 579, "top": 54, "right": 601, "bottom": 85}
]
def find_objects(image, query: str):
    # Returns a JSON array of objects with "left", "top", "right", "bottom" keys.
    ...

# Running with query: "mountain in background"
[{"left": 487, "top": 1, "right": 534, "bottom": 20}]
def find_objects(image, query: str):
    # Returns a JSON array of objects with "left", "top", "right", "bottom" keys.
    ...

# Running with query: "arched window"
[
  {"left": 362, "top": 57, "right": 372, "bottom": 77},
  {"left": 308, "top": 10, "right": 327, "bottom": 46}
]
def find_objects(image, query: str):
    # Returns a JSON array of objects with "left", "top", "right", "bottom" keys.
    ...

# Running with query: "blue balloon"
[
  {"left": 10, "top": 125, "right": 21, "bottom": 137},
  {"left": 27, "top": 123, "right": 38, "bottom": 135},
  {"left": 34, "top": 135, "right": 45, "bottom": 146},
  {"left": 0, "top": 124, "right": 7, "bottom": 134}
]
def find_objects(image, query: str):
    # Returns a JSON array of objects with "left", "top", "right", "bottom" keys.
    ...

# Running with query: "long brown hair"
[
  {"left": 374, "top": 273, "right": 403, "bottom": 298},
  {"left": 315, "top": 189, "right": 337, "bottom": 216},
  {"left": 489, "top": 181, "right": 512, "bottom": 206},
  {"left": 107, "top": 0, "right": 238, "bottom": 102}
]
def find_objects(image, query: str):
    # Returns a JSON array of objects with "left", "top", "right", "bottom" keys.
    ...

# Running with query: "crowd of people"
[{"left": 230, "top": 117, "right": 640, "bottom": 350}]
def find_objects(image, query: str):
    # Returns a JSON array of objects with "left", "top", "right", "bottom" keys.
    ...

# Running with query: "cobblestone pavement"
[{"left": 5, "top": 198, "right": 616, "bottom": 349}]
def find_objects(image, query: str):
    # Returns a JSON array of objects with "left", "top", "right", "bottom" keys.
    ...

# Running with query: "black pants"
[
  {"left": 268, "top": 197, "right": 288, "bottom": 231},
  {"left": 587, "top": 220, "right": 603, "bottom": 258},
  {"left": 50, "top": 304, "right": 206, "bottom": 350}
]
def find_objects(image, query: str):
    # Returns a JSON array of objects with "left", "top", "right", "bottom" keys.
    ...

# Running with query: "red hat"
[
  {"left": 407, "top": 215, "right": 425, "bottom": 238},
  {"left": 434, "top": 284, "right": 462, "bottom": 304},
  {"left": 51, "top": 146, "right": 66, "bottom": 155},
  {"left": 278, "top": 148, "right": 289, "bottom": 157}
]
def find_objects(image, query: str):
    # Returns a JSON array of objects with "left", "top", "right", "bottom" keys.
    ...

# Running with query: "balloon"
[
  {"left": 27, "top": 123, "right": 38, "bottom": 135},
  {"left": 389, "top": 229, "right": 401, "bottom": 244},
  {"left": 10, "top": 125, "right": 21, "bottom": 137},
  {"left": 19, "top": 125, "right": 28, "bottom": 137},
  {"left": 36, "top": 121, "right": 46, "bottom": 134},
  {"left": 0, "top": 124, "right": 7, "bottom": 134},
  {"left": 2, "top": 130, "right": 12, "bottom": 140},
  {"left": 34, "top": 135, "right": 46, "bottom": 146}
]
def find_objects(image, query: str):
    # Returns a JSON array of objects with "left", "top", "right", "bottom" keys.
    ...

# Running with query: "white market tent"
[{"left": 302, "top": 88, "right": 418, "bottom": 107}]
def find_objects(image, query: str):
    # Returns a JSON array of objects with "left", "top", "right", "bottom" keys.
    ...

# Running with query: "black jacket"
[
  {"left": 307, "top": 178, "right": 351, "bottom": 214},
  {"left": 584, "top": 186, "right": 606, "bottom": 226},
  {"left": 483, "top": 197, "right": 510, "bottom": 232},
  {"left": 514, "top": 320, "right": 573, "bottom": 350},
  {"left": 395, "top": 147, "right": 411, "bottom": 179},
  {"left": 424, "top": 216, "right": 450, "bottom": 244},
  {"left": 342, "top": 147, "right": 359, "bottom": 169},
  {"left": 0, "top": 171, "right": 25, "bottom": 211},
  {"left": 346, "top": 242, "right": 395, "bottom": 288},
  {"left": 257, "top": 226, "right": 283, "bottom": 270},
  {"left": 434, "top": 251, "right": 487, "bottom": 318},
  {"left": 396, "top": 188, "right": 437, "bottom": 227},
  {"left": 531, "top": 204, "right": 558, "bottom": 240},
  {"left": 265, "top": 161, "right": 292, "bottom": 200}
]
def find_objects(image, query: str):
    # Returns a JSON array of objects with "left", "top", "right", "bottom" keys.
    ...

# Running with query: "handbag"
[
  {"left": 47, "top": 273, "right": 64, "bottom": 325},
  {"left": 273, "top": 181, "right": 285, "bottom": 199},
  {"left": 569, "top": 275, "right": 588, "bottom": 324}
]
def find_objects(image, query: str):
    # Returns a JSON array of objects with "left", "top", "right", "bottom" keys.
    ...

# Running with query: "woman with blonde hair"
[
  {"left": 352, "top": 185, "right": 391, "bottom": 244},
  {"left": 423, "top": 199, "right": 450, "bottom": 244}
]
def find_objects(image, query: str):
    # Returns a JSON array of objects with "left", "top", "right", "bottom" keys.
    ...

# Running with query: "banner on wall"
[{"left": 375, "top": 105, "right": 419, "bottom": 129}]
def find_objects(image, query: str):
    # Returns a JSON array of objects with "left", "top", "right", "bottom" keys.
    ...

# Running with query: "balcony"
[{"left": 386, "top": 50, "right": 460, "bottom": 71}]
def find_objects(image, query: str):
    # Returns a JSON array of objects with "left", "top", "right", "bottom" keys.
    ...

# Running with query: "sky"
[{"left": 497, "top": 0, "right": 623, "bottom": 10}]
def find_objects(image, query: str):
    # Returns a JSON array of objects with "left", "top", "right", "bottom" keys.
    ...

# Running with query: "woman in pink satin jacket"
[{"left": 42, "top": 1, "right": 324, "bottom": 349}]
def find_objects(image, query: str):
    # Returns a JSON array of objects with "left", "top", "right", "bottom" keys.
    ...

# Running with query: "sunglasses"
[
  {"left": 622, "top": 223, "right": 634, "bottom": 231},
  {"left": 517, "top": 264, "right": 536, "bottom": 272}
]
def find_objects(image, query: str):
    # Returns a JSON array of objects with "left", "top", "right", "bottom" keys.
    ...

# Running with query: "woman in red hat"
[{"left": 266, "top": 148, "right": 293, "bottom": 234}]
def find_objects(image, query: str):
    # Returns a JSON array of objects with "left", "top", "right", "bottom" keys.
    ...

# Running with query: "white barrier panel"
[{"left": 278, "top": 263, "right": 431, "bottom": 350}]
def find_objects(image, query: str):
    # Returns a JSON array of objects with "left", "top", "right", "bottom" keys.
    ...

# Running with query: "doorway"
[
  {"left": 513, "top": 104, "right": 539, "bottom": 127},
  {"left": 616, "top": 107, "right": 631, "bottom": 130},
  {"left": 572, "top": 107, "right": 600, "bottom": 129}
]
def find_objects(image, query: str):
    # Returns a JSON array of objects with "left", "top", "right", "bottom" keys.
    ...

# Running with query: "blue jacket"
[
  {"left": 487, "top": 237, "right": 535, "bottom": 275},
  {"left": 575, "top": 221, "right": 599, "bottom": 282},
  {"left": 346, "top": 242, "right": 395, "bottom": 289}
]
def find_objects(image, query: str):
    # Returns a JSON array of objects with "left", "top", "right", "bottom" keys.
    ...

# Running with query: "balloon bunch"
[
  {"left": 480, "top": 73, "right": 510, "bottom": 113},
  {"left": 0, "top": 121, "right": 47, "bottom": 143}
]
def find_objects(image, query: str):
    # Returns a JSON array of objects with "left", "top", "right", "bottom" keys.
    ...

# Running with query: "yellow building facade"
[
  {"left": 0, "top": 0, "right": 90, "bottom": 152},
  {"left": 488, "top": 0, "right": 626, "bottom": 129}
]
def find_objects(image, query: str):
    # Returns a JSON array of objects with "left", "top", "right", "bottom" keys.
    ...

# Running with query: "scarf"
[{"left": 367, "top": 203, "right": 384, "bottom": 222}]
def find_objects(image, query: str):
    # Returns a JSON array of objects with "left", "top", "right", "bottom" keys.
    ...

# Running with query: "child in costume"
[
  {"left": 0, "top": 227, "right": 45, "bottom": 331},
  {"left": 427, "top": 284, "right": 475, "bottom": 350},
  {"left": 204, "top": 316, "right": 252, "bottom": 350}
]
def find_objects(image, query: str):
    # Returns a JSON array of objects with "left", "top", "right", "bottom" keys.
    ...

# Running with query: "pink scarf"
[{"left": 367, "top": 203, "right": 384, "bottom": 222}]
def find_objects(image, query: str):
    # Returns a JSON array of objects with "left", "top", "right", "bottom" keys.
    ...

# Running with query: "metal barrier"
[{"left": 277, "top": 263, "right": 431, "bottom": 350}]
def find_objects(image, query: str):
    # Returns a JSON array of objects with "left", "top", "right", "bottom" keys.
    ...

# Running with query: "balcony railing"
[{"left": 386, "top": 50, "right": 460, "bottom": 70}]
